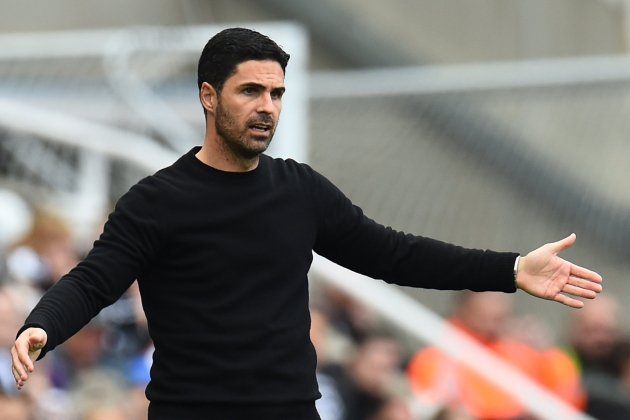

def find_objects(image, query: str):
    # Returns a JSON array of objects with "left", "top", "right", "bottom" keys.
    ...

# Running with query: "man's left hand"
[{"left": 516, "top": 233, "right": 603, "bottom": 308}]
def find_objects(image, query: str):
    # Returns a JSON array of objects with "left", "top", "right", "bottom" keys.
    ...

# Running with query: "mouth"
[{"left": 249, "top": 123, "right": 273, "bottom": 137}]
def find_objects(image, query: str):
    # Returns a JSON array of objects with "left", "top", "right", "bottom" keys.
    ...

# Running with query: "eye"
[{"left": 271, "top": 89, "right": 285, "bottom": 100}]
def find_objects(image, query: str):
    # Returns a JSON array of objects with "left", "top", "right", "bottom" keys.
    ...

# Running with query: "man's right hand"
[{"left": 11, "top": 327, "right": 47, "bottom": 390}]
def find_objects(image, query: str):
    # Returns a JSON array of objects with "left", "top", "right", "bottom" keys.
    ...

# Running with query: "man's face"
[
  {"left": 214, "top": 60, "right": 285, "bottom": 159},
  {"left": 458, "top": 292, "right": 511, "bottom": 341}
]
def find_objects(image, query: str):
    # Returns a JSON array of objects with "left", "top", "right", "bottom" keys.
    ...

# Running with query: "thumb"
[
  {"left": 27, "top": 333, "right": 46, "bottom": 364},
  {"left": 27, "top": 330, "right": 46, "bottom": 349},
  {"left": 548, "top": 233, "right": 576, "bottom": 254},
  {"left": 28, "top": 334, "right": 45, "bottom": 349}
]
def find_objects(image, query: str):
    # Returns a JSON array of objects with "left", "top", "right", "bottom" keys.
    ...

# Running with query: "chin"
[{"left": 249, "top": 139, "right": 272, "bottom": 153}]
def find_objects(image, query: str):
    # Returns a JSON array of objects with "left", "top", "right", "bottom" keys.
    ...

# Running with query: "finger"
[
  {"left": 567, "top": 275, "right": 603, "bottom": 293},
  {"left": 11, "top": 363, "right": 24, "bottom": 385},
  {"left": 548, "top": 233, "right": 577, "bottom": 254},
  {"left": 15, "top": 340, "right": 35, "bottom": 372},
  {"left": 562, "top": 283, "right": 598, "bottom": 299},
  {"left": 10, "top": 347, "right": 28, "bottom": 381},
  {"left": 11, "top": 363, "right": 28, "bottom": 390},
  {"left": 553, "top": 293, "right": 584, "bottom": 309},
  {"left": 570, "top": 263, "right": 603, "bottom": 284}
]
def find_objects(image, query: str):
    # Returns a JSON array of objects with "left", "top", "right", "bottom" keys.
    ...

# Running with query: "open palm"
[{"left": 516, "top": 234, "right": 602, "bottom": 308}]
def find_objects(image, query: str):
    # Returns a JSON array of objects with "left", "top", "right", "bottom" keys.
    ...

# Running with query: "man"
[
  {"left": 566, "top": 294, "right": 630, "bottom": 418},
  {"left": 407, "top": 291, "right": 584, "bottom": 418},
  {"left": 11, "top": 28, "right": 602, "bottom": 420}
]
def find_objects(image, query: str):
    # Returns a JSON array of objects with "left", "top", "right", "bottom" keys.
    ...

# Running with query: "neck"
[{"left": 195, "top": 136, "right": 260, "bottom": 172}]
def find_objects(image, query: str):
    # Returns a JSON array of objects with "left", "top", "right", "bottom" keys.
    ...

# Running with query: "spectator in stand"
[
  {"left": 332, "top": 334, "right": 410, "bottom": 420},
  {"left": 407, "top": 291, "right": 583, "bottom": 419},
  {"left": 317, "top": 284, "right": 380, "bottom": 345},
  {"left": 310, "top": 306, "right": 345, "bottom": 420},
  {"left": 504, "top": 314, "right": 586, "bottom": 407},
  {"left": 566, "top": 293, "right": 630, "bottom": 419},
  {"left": 46, "top": 317, "right": 108, "bottom": 390},
  {"left": 6, "top": 208, "right": 79, "bottom": 292}
]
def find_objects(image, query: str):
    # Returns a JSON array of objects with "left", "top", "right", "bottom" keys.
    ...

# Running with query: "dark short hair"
[{"left": 197, "top": 27, "right": 290, "bottom": 92}]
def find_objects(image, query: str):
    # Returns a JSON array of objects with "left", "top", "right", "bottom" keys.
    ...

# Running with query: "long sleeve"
[
  {"left": 18, "top": 179, "right": 165, "bottom": 358},
  {"left": 311, "top": 170, "right": 517, "bottom": 292}
]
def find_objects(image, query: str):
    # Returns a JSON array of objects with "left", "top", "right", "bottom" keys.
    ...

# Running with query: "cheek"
[
  {"left": 219, "top": 97, "right": 244, "bottom": 116},
  {"left": 217, "top": 104, "right": 241, "bottom": 126},
  {"left": 233, "top": 106, "right": 256, "bottom": 124}
]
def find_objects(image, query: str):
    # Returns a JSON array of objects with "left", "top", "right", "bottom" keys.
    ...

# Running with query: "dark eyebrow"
[
  {"left": 240, "top": 82, "right": 264, "bottom": 90},
  {"left": 240, "top": 82, "right": 285, "bottom": 93}
]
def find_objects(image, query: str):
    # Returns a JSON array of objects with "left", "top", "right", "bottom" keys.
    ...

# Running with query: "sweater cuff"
[{"left": 474, "top": 250, "right": 520, "bottom": 293}]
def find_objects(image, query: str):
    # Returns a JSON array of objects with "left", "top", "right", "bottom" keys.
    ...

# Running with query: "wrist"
[{"left": 513, "top": 255, "right": 521, "bottom": 289}]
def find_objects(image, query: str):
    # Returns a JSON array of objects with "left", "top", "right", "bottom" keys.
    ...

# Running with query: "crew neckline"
[{"left": 183, "top": 146, "right": 266, "bottom": 180}]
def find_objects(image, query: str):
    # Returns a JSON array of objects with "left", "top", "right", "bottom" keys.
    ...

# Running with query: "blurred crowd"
[
  {"left": 1, "top": 204, "right": 630, "bottom": 420},
  {"left": 0, "top": 207, "right": 151, "bottom": 420}
]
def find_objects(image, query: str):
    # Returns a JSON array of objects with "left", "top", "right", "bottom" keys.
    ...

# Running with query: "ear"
[{"left": 199, "top": 82, "right": 217, "bottom": 114}]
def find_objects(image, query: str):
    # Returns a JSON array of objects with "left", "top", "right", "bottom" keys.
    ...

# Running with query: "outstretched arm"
[
  {"left": 516, "top": 233, "right": 603, "bottom": 308},
  {"left": 11, "top": 327, "right": 47, "bottom": 390}
]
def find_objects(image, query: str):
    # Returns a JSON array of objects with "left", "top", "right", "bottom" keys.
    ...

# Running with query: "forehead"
[{"left": 227, "top": 60, "right": 285, "bottom": 86}]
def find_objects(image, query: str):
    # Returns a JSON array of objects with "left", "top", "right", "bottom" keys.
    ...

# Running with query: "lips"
[
  {"left": 250, "top": 123, "right": 271, "bottom": 132},
  {"left": 248, "top": 118, "right": 274, "bottom": 138}
]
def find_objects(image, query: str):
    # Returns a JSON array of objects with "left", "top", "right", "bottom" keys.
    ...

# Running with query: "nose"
[{"left": 256, "top": 92, "right": 275, "bottom": 114}]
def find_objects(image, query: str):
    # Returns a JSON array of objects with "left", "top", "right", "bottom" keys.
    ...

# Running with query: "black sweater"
[{"left": 20, "top": 147, "right": 517, "bottom": 408}]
